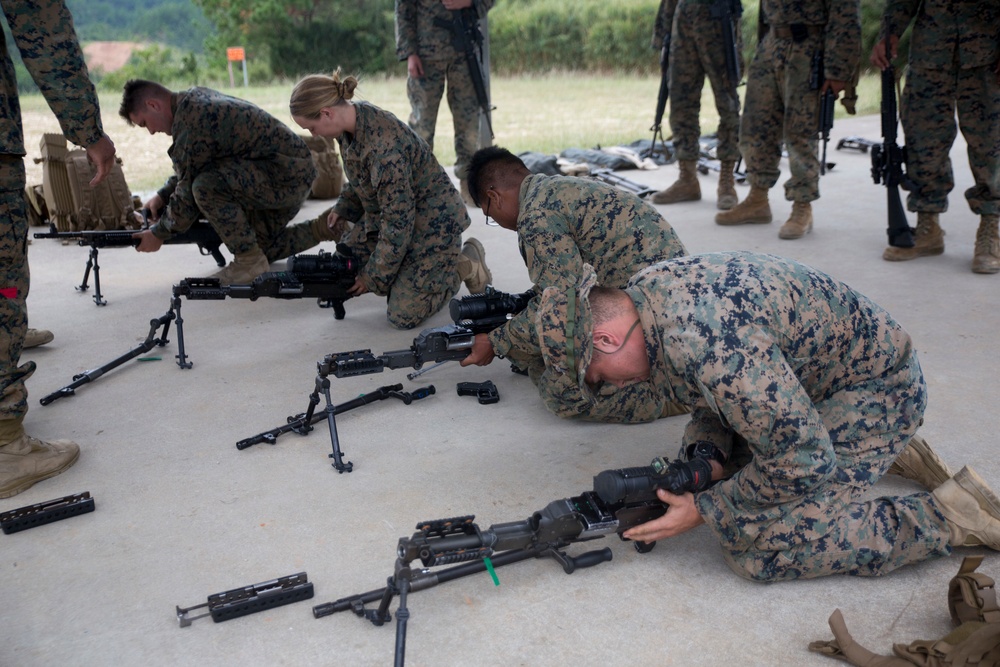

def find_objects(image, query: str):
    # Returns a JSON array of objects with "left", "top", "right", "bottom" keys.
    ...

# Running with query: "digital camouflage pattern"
[
  {"left": 883, "top": 0, "right": 1000, "bottom": 215},
  {"left": 535, "top": 253, "right": 954, "bottom": 580},
  {"left": 152, "top": 87, "right": 318, "bottom": 261},
  {"left": 740, "top": 0, "right": 860, "bottom": 202},
  {"left": 1, "top": 0, "right": 105, "bottom": 424},
  {"left": 395, "top": 0, "right": 493, "bottom": 179},
  {"left": 333, "top": 102, "right": 469, "bottom": 330},
  {"left": 492, "top": 173, "right": 688, "bottom": 423},
  {"left": 655, "top": 0, "right": 741, "bottom": 163}
]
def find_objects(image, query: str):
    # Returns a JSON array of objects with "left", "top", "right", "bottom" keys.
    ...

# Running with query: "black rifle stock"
[
  {"left": 711, "top": 0, "right": 743, "bottom": 88},
  {"left": 438, "top": 8, "right": 493, "bottom": 139},
  {"left": 870, "top": 42, "right": 916, "bottom": 248},
  {"left": 313, "top": 463, "right": 690, "bottom": 666},
  {"left": 32, "top": 218, "right": 226, "bottom": 306}
]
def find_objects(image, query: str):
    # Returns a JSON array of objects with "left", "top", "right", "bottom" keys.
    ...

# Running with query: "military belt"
[{"left": 771, "top": 24, "right": 825, "bottom": 42}]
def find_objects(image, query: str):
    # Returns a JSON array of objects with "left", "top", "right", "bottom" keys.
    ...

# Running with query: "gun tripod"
[{"left": 237, "top": 381, "right": 435, "bottom": 472}]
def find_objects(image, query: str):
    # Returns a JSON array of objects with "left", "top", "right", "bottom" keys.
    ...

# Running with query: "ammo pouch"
[
  {"left": 302, "top": 135, "right": 345, "bottom": 200},
  {"left": 35, "top": 133, "right": 135, "bottom": 231},
  {"left": 809, "top": 556, "right": 1000, "bottom": 666}
]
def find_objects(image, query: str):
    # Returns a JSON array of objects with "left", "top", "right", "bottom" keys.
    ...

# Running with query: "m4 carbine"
[
  {"left": 313, "top": 461, "right": 694, "bottom": 666},
  {"left": 32, "top": 219, "right": 225, "bottom": 306}
]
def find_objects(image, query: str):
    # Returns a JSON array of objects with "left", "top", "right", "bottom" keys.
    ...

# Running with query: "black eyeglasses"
[{"left": 484, "top": 186, "right": 499, "bottom": 226}]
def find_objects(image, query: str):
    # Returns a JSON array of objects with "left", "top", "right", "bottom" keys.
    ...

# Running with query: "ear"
[{"left": 592, "top": 326, "right": 622, "bottom": 354}]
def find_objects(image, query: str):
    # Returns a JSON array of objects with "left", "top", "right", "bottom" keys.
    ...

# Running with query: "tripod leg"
[
  {"left": 321, "top": 377, "right": 353, "bottom": 472},
  {"left": 172, "top": 295, "right": 192, "bottom": 369},
  {"left": 393, "top": 579, "right": 411, "bottom": 667}
]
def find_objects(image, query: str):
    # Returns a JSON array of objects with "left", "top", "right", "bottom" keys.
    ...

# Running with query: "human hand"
[
  {"left": 348, "top": 275, "right": 369, "bottom": 296},
  {"left": 144, "top": 193, "right": 165, "bottom": 221},
  {"left": 820, "top": 79, "right": 846, "bottom": 96},
  {"left": 870, "top": 35, "right": 899, "bottom": 70},
  {"left": 621, "top": 489, "right": 705, "bottom": 543},
  {"left": 133, "top": 229, "right": 164, "bottom": 253},
  {"left": 459, "top": 333, "right": 496, "bottom": 367},
  {"left": 85, "top": 135, "right": 117, "bottom": 186},
  {"left": 407, "top": 54, "right": 424, "bottom": 79}
]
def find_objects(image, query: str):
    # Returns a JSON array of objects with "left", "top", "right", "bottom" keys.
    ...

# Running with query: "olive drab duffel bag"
[
  {"left": 36, "top": 133, "right": 135, "bottom": 231},
  {"left": 809, "top": 556, "right": 1000, "bottom": 666}
]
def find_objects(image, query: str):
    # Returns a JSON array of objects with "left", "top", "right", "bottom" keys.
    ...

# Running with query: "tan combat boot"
[
  {"left": 653, "top": 161, "right": 701, "bottom": 204},
  {"left": 23, "top": 328, "right": 54, "bottom": 349},
  {"left": 459, "top": 179, "right": 477, "bottom": 207},
  {"left": 887, "top": 434, "right": 955, "bottom": 490},
  {"left": 717, "top": 161, "right": 738, "bottom": 211},
  {"left": 882, "top": 212, "right": 944, "bottom": 261},
  {"left": 779, "top": 201, "right": 813, "bottom": 239},
  {"left": 972, "top": 214, "right": 1000, "bottom": 275},
  {"left": 0, "top": 421, "right": 80, "bottom": 499},
  {"left": 457, "top": 238, "right": 492, "bottom": 294},
  {"left": 932, "top": 466, "right": 1000, "bottom": 549},
  {"left": 211, "top": 246, "right": 270, "bottom": 286},
  {"left": 715, "top": 186, "right": 772, "bottom": 225},
  {"left": 311, "top": 207, "right": 350, "bottom": 243}
]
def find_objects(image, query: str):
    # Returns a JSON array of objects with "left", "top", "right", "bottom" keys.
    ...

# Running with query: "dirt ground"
[{"left": 83, "top": 41, "right": 144, "bottom": 74}]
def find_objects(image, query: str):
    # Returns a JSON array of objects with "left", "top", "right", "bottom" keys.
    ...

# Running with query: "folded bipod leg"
[{"left": 39, "top": 309, "right": 175, "bottom": 405}]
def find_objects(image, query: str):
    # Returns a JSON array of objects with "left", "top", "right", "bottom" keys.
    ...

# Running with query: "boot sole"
[
  {"left": 882, "top": 247, "right": 944, "bottom": 262},
  {"left": 462, "top": 239, "right": 492, "bottom": 292},
  {"left": 715, "top": 216, "right": 772, "bottom": 226},
  {"left": 0, "top": 447, "right": 81, "bottom": 499},
  {"left": 954, "top": 466, "right": 1000, "bottom": 518}
]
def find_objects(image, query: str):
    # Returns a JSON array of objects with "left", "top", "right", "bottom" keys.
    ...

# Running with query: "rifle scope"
[
  {"left": 286, "top": 249, "right": 357, "bottom": 276},
  {"left": 449, "top": 286, "right": 536, "bottom": 322},
  {"left": 592, "top": 466, "right": 664, "bottom": 505}
]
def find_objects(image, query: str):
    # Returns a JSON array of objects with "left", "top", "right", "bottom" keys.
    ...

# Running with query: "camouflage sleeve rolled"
[
  {"left": 394, "top": 0, "right": 419, "bottom": 60},
  {"left": 823, "top": 0, "right": 861, "bottom": 82},
  {"left": 2, "top": 0, "right": 104, "bottom": 153}
]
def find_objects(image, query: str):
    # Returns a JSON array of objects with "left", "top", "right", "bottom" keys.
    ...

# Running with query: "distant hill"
[{"left": 67, "top": 0, "right": 212, "bottom": 53}]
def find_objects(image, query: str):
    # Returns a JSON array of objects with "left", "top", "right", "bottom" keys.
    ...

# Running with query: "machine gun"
[
  {"left": 870, "top": 30, "right": 916, "bottom": 249},
  {"left": 239, "top": 287, "right": 532, "bottom": 468},
  {"left": 32, "top": 216, "right": 225, "bottom": 306},
  {"left": 818, "top": 89, "right": 835, "bottom": 176},
  {"left": 589, "top": 169, "right": 657, "bottom": 198},
  {"left": 38, "top": 250, "right": 357, "bottom": 405},
  {"left": 313, "top": 461, "right": 693, "bottom": 666},
  {"left": 711, "top": 0, "right": 743, "bottom": 88},
  {"left": 437, "top": 8, "right": 494, "bottom": 139},
  {"left": 168, "top": 249, "right": 358, "bottom": 368}
]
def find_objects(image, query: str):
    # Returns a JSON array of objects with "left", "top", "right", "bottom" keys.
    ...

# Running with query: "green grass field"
[{"left": 18, "top": 72, "right": 882, "bottom": 192}]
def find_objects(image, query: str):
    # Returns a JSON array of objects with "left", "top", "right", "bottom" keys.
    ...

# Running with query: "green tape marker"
[
  {"left": 484, "top": 557, "right": 499, "bottom": 586},
  {"left": 137, "top": 356, "right": 161, "bottom": 362}
]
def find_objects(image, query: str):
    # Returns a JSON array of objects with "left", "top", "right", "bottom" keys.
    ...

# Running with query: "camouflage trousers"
[
  {"left": 173, "top": 155, "right": 317, "bottom": 261},
  {"left": 700, "top": 361, "right": 954, "bottom": 581},
  {"left": 340, "top": 217, "right": 461, "bottom": 330},
  {"left": 406, "top": 54, "right": 483, "bottom": 180},
  {"left": 902, "top": 63, "right": 1000, "bottom": 216},
  {"left": 739, "top": 32, "right": 824, "bottom": 203},
  {"left": 0, "top": 158, "right": 32, "bottom": 424},
  {"left": 668, "top": 0, "right": 742, "bottom": 162}
]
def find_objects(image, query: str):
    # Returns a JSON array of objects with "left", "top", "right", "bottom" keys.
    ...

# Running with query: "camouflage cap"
[{"left": 535, "top": 264, "right": 599, "bottom": 389}]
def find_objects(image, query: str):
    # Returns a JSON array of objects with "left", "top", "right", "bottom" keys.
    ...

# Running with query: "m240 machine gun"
[
  {"left": 313, "top": 461, "right": 698, "bottom": 666},
  {"left": 38, "top": 250, "right": 358, "bottom": 405},
  {"left": 239, "top": 287, "right": 534, "bottom": 471},
  {"left": 32, "top": 218, "right": 225, "bottom": 306}
]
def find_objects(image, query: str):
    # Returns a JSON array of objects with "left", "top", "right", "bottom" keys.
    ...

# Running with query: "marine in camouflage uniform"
[
  {"left": 146, "top": 87, "right": 318, "bottom": 262},
  {"left": 333, "top": 101, "right": 470, "bottom": 329},
  {"left": 716, "top": 0, "right": 860, "bottom": 239},
  {"left": 874, "top": 1, "right": 1000, "bottom": 274},
  {"left": 464, "top": 148, "right": 688, "bottom": 423},
  {"left": 650, "top": 0, "right": 742, "bottom": 210},
  {"left": 1, "top": 0, "right": 114, "bottom": 496},
  {"left": 395, "top": 0, "right": 492, "bottom": 187},
  {"left": 534, "top": 253, "right": 966, "bottom": 581}
]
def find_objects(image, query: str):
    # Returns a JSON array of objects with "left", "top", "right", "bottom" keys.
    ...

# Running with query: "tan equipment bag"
[
  {"left": 36, "top": 133, "right": 135, "bottom": 231},
  {"left": 809, "top": 556, "right": 1000, "bottom": 666},
  {"left": 302, "top": 134, "right": 345, "bottom": 200},
  {"left": 24, "top": 184, "right": 49, "bottom": 227}
]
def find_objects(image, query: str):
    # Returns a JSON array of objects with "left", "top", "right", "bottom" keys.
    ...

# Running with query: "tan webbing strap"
[
  {"left": 949, "top": 556, "right": 1000, "bottom": 626},
  {"left": 895, "top": 623, "right": 1000, "bottom": 666},
  {"left": 807, "top": 609, "right": 914, "bottom": 666}
]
